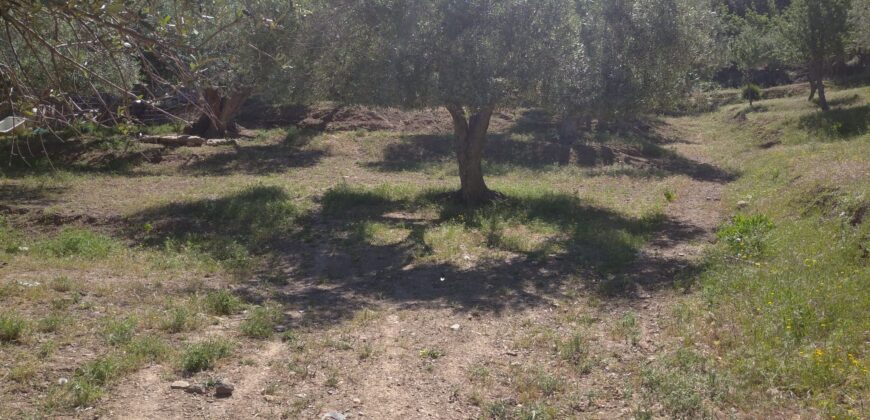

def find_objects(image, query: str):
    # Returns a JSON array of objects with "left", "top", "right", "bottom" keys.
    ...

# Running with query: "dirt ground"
[{"left": 1, "top": 108, "right": 733, "bottom": 419}]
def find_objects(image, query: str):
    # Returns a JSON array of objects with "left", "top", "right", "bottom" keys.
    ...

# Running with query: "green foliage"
[
  {"left": 102, "top": 317, "right": 137, "bottom": 346},
  {"left": 181, "top": 339, "right": 233, "bottom": 373},
  {"left": 37, "top": 229, "right": 116, "bottom": 260},
  {"left": 203, "top": 290, "right": 243, "bottom": 316},
  {"left": 716, "top": 214, "right": 774, "bottom": 259},
  {"left": 0, "top": 312, "right": 27, "bottom": 343},
  {"left": 159, "top": 305, "right": 199, "bottom": 334},
  {"left": 240, "top": 306, "right": 282, "bottom": 339},
  {"left": 742, "top": 84, "right": 763, "bottom": 105}
]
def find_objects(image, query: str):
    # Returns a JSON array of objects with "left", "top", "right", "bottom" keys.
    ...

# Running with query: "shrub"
[
  {"left": 102, "top": 317, "right": 137, "bottom": 346},
  {"left": 203, "top": 290, "right": 243, "bottom": 316},
  {"left": 181, "top": 339, "right": 233, "bottom": 373},
  {"left": 716, "top": 214, "right": 774, "bottom": 259},
  {"left": 742, "top": 84, "right": 762, "bottom": 107},
  {"left": 0, "top": 312, "right": 27, "bottom": 342},
  {"left": 240, "top": 306, "right": 282, "bottom": 339}
]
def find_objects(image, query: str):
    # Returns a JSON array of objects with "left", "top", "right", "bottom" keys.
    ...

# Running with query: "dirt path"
[{"left": 96, "top": 122, "right": 728, "bottom": 419}]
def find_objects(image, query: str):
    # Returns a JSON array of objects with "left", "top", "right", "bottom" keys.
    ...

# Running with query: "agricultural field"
[{"left": 1, "top": 84, "right": 867, "bottom": 419}]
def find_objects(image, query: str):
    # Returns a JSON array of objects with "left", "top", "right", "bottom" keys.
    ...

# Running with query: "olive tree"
[
  {"left": 304, "top": 0, "right": 579, "bottom": 205},
  {"left": 776, "top": 0, "right": 853, "bottom": 110},
  {"left": 550, "top": 0, "right": 720, "bottom": 136}
]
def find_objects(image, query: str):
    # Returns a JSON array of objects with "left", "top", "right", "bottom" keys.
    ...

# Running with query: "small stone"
[
  {"left": 58, "top": 377, "right": 68, "bottom": 385},
  {"left": 736, "top": 200, "right": 749, "bottom": 208},
  {"left": 505, "top": 350, "right": 518, "bottom": 356},
  {"left": 352, "top": 397, "right": 362, "bottom": 405},
  {"left": 170, "top": 380, "right": 190, "bottom": 390},
  {"left": 323, "top": 412, "right": 347, "bottom": 420},
  {"left": 214, "top": 382, "right": 234, "bottom": 398},
  {"left": 275, "top": 325, "right": 287, "bottom": 333},
  {"left": 449, "top": 324, "right": 460, "bottom": 331}
]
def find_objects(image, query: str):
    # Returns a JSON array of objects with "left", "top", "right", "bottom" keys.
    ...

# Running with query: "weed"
[
  {"left": 716, "top": 214, "right": 774, "bottom": 259},
  {"left": 419, "top": 348, "right": 444, "bottom": 359},
  {"left": 663, "top": 188, "right": 677, "bottom": 203},
  {"left": 126, "top": 335, "right": 170, "bottom": 363},
  {"left": 0, "top": 312, "right": 27, "bottom": 342},
  {"left": 37, "top": 228, "right": 116, "bottom": 259},
  {"left": 240, "top": 305, "right": 282, "bottom": 339},
  {"left": 159, "top": 305, "right": 199, "bottom": 333},
  {"left": 37, "top": 313, "right": 64, "bottom": 333},
  {"left": 103, "top": 317, "right": 137, "bottom": 346},
  {"left": 181, "top": 339, "right": 233, "bottom": 373},
  {"left": 49, "top": 276, "right": 76, "bottom": 293},
  {"left": 614, "top": 312, "right": 641, "bottom": 345},
  {"left": 203, "top": 290, "right": 243, "bottom": 316},
  {"left": 557, "top": 333, "right": 593, "bottom": 372}
]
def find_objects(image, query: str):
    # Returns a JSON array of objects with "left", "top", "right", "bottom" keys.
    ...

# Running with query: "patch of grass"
[
  {"left": 159, "top": 305, "right": 199, "bottom": 334},
  {"left": 613, "top": 312, "right": 640, "bottom": 345},
  {"left": 180, "top": 339, "right": 233, "bottom": 373},
  {"left": 126, "top": 335, "right": 171, "bottom": 363},
  {"left": 36, "top": 228, "right": 117, "bottom": 259},
  {"left": 102, "top": 317, "right": 137, "bottom": 346},
  {"left": 49, "top": 276, "right": 76, "bottom": 293},
  {"left": 203, "top": 290, "right": 243, "bottom": 316},
  {"left": 556, "top": 333, "right": 593, "bottom": 373},
  {"left": 240, "top": 305, "right": 282, "bottom": 339},
  {"left": 0, "top": 312, "right": 27, "bottom": 343},
  {"left": 513, "top": 368, "right": 564, "bottom": 403},
  {"left": 419, "top": 348, "right": 444, "bottom": 360},
  {"left": 37, "top": 313, "right": 64, "bottom": 333},
  {"left": 641, "top": 348, "right": 720, "bottom": 418},
  {"left": 716, "top": 214, "right": 774, "bottom": 259}
]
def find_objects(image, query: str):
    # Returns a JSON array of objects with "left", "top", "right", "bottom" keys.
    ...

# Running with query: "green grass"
[
  {"left": 669, "top": 85, "right": 870, "bottom": 417},
  {"left": 203, "top": 290, "right": 243, "bottom": 316},
  {"left": 180, "top": 339, "right": 233, "bottom": 373},
  {"left": 240, "top": 305, "right": 282, "bottom": 339},
  {"left": 0, "top": 312, "right": 27, "bottom": 343},
  {"left": 159, "top": 305, "right": 200, "bottom": 334},
  {"left": 102, "top": 317, "right": 137, "bottom": 346},
  {"left": 36, "top": 228, "right": 117, "bottom": 259}
]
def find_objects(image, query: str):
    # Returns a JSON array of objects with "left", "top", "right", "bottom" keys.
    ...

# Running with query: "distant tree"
[
  {"left": 742, "top": 83, "right": 763, "bottom": 106},
  {"left": 850, "top": 0, "right": 870, "bottom": 52},
  {"left": 776, "top": 0, "right": 853, "bottom": 110},
  {"left": 552, "top": 0, "right": 720, "bottom": 135},
  {"left": 305, "top": 0, "right": 579, "bottom": 205},
  {"left": 729, "top": 11, "right": 782, "bottom": 82}
]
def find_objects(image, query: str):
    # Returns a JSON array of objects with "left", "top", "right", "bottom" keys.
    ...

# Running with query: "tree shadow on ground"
[
  {"left": 798, "top": 105, "right": 870, "bottom": 139},
  {"left": 0, "top": 184, "right": 63, "bottom": 210},
  {"left": 181, "top": 132, "right": 326, "bottom": 175},
  {"left": 368, "top": 130, "right": 735, "bottom": 182},
  {"left": 127, "top": 184, "right": 706, "bottom": 328}
]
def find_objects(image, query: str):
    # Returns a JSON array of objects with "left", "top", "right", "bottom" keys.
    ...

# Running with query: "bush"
[
  {"left": 742, "top": 84, "right": 762, "bottom": 106},
  {"left": 181, "top": 339, "right": 233, "bottom": 373},
  {"left": 240, "top": 306, "right": 282, "bottom": 339},
  {"left": 716, "top": 214, "right": 774, "bottom": 259},
  {"left": 102, "top": 317, "right": 137, "bottom": 346},
  {"left": 0, "top": 312, "right": 27, "bottom": 342},
  {"left": 203, "top": 290, "right": 243, "bottom": 316}
]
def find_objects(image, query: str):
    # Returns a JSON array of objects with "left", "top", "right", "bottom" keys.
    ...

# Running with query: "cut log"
[{"left": 139, "top": 135, "right": 206, "bottom": 147}]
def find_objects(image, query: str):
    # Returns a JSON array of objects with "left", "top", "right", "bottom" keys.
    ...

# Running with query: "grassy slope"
[{"left": 655, "top": 86, "right": 869, "bottom": 418}]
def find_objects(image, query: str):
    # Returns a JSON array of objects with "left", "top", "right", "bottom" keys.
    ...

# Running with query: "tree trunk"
[
  {"left": 816, "top": 79, "right": 830, "bottom": 111},
  {"left": 808, "top": 79, "right": 818, "bottom": 101},
  {"left": 558, "top": 114, "right": 580, "bottom": 143},
  {"left": 445, "top": 104, "right": 495, "bottom": 206},
  {"left": 187, "top": 87, "right": 250, "bottom": 138}
]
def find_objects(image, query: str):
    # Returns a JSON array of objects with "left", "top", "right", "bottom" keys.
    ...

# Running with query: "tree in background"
[
  {"left": 729, "top": 10, "right": 782, "bottom": 83},
  {"left": 776, "top": 0, "right": 853, "bottom": 110},
  {"left": 304, "top": 0, "right": 580, "bottom": 205},
  {"left": 849, "top": 0, "right": 870, "bottom": 53},
  {"left": 742, "top": 83, "right": 763, "bottom": 106},
  {"left": 552, "top": 0, "right": 720, "bottom": 137}
]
